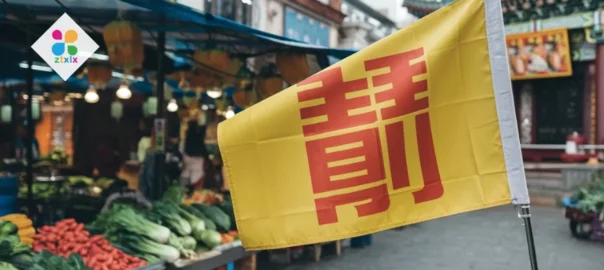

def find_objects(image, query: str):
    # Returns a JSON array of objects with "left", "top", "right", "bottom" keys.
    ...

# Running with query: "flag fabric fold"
[{"left": 218, "top": 0, "right": 529, "bottom": 250}]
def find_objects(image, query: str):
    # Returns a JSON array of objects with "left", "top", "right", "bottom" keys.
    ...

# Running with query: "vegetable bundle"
[
  {"left": 0, "top": 233, "right": 34, "bottom": 269},
  {"left": 572, "top": 180, "right": 604, "bottom": 213},
  {"left": 33, "top": 219, "right": 146, "bottom": 270},
  {"left": 0, "top": 214, "right": 35, "bottom": 245}
]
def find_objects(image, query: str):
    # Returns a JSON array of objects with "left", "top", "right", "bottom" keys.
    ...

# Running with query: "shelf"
[{"left": 169, "top": 241, "right": 253, "bottom": 270}]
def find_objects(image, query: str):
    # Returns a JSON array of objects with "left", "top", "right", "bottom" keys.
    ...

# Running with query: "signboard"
[
  {"left": 284, "top": 7, "right": 330, "bottom": 47},
  {"left": 154, "top": 119, "right": 166, "bottom": 151},
  {"left": 506, "top": 28, "right": 572, "bottom": 80}
]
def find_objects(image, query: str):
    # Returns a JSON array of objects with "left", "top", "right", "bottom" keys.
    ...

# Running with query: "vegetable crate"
[{"left": 562, "top": 197, "right": 604, "bottom": 241}]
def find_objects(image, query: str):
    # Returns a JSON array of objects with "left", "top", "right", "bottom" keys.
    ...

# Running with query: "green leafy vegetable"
[
  {"left": 193, "top": 204, "right": 231, "bottom": 232},
  {"left": 118, "top": 234, "right": 180, "bottom": 263},
  {"left": 107, "top": 207, "right": 171, "bottom": 244},
  {"left": 0, "top": 222, "right": 18, "bottom": 237},
  {"left": 151, "top": 201, "right": 191, "bottom": 236},
  {"left": 194, "top": 230, "right": 222, "bottom": 248}
]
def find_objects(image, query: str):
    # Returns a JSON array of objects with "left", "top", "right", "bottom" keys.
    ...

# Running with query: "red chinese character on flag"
[
  {"left": 305, "top": 128, "right": 389, "bottom": 225},
  {"left": 365, "top": 48, "right": 443, "bottom": 203},
  {"left": 297, "top": 67, "right": 376, "bottom": 136}
]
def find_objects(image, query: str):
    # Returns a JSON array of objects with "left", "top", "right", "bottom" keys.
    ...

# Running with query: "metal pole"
[
  {"left": 519, "top": 205, "right": 538, "bottom": 270},
  {"left": 25, "top": 35, "right": 35, "bottom": 216},
  {"left": 153, "top": 28, "right": 166, "bottom": 200}
]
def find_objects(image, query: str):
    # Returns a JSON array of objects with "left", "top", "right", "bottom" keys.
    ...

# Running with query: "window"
[{"left": 205, "top": 0, "right": 254, "bottom": 25}]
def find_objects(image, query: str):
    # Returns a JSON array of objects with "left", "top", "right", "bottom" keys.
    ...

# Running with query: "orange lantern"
[
  {"left": 103, "top": 21, "right": 144, "bottom": 73},
  {"left": 86, "top": 60, "right": 112, "bottom": 89},
  {"left": 232, "top": 90, "right": 255, "bottom": 108},
  {"left": 194, "top": 49, "right": 230, "bottom": 74},
  {"left": 256, "top": 76, "right": 283, "bottom": 100},
  {"left": 220, "top": 58, "right": 242, "bottom": 86},
  {"left": 276, "top": 53, "right": 310, "bottom": 85}
]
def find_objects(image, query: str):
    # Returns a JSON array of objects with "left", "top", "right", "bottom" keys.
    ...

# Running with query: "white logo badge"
[{"left": 31, "top": 13, "right": 99, "bottom": 81}]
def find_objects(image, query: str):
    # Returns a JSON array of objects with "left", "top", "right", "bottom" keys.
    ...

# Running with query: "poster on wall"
[{"left": 506, "top": 28, "right": 572, "bottom": 80}]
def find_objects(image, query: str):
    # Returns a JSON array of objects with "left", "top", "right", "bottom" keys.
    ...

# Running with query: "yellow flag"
[{"left": 218, "top": 0, "right": 529, "bottom": 250}]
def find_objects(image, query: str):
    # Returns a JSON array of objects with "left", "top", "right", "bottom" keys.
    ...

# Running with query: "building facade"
[
  {"left": 338, "top": 0, "right": 398, "bottom": 49},
  {"left": 404, "top": 0, "right": 604, "bottom": 161}
]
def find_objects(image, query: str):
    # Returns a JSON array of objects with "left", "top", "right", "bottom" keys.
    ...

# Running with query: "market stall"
[{"left": 0, "top": 0, "right": 357, "bottom": 269}]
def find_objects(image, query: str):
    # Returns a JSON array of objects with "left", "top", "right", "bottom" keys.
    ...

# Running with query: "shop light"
[
  {"left": 90, "top": 53, "right": 110, "bottom": 60},
  {"left": 116, "top": 84, "right": 132, "bottom": 100},
  {"left": 201, "top": 104, "right": 209, "bottom": 111},
  {"left": 84, "top": 86, "right": 99, "bottom": 103},
  {"left": 18, "top": 62, "right": 53, "bottom": 72},
  {"left": 167, "top": 99, "right": 178, "bottom": 112},
  {"left": 112, "top": 71, "right": 144, "bottom": 82},
  {"left": 206, "top": 88, "right": 223, "bottom": 99},
  {"left": 225, "top": 106, "right": 235, "bottom": 119}
]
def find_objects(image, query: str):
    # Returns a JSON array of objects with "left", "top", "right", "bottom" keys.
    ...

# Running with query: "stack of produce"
[
  {"left": 33, "top": 219, "right": 147, "bottom": 270},
  {"left": 0, "top": 214, "right": 35, "bottom": 244},
  {"left": 0, "top": 229, "right": 35, "bottom": 269},
  {"left": 85, "top": 185, "right": 238, "bottom": 264},
  {"left": 572, "top": 180, "right": 604, "bottom": 214}
]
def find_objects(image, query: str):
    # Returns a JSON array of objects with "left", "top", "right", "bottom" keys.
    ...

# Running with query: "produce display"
[
  {"left": 0, "top": 214, "right": 35, "bottom": 245},
  {"left": 33, "top": 219, "right": 147, "bottom": 270},
  {"left": 571, "top": 180, "right": 604, "bottom": 213},
  {"left": 1, "top": 184, "right": 242, "bottom": 270}
]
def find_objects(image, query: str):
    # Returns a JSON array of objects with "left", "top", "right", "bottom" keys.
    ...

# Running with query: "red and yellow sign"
[
  {"left": 219, "top": 0, "right": 529, "bottom": 250},
  {"left": 507, "top": 28, "right": 572, "bottom": 80}
]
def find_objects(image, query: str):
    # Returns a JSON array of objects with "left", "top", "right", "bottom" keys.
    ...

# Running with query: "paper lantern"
[
  {"left": 276, "top": 53, "right": 310, "bottom": 85},
  {"left": 103, "top": 21, "right": 144, "bottom": 72},
  {"left": 220, "top": 58, "right": 242, "bottom": 86},
  {"left": 111, "top": 101, "right": 123, "bottom": 120},
  {"left": 32, "top": 102, "right": 40, "bottom": 120},
  {"left": 256, "top": 77, "right": 283, "bottom": 100},
  {"left": 1, "top": 105, "right": 11, "bottom": 123},
  {"left": 194, "top": 49, "right": 230, "bottom": 73},
  {"left": 232, "top": 90, "right": 254, "bottom": 108},
  {"left": 87, "top": 60, "right": 112, "bottom": 89},
  {"left": 146, "top": 97, "right": 158, "bottom": 116}
]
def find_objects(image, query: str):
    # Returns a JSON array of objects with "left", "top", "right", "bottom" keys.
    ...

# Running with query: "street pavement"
[{"left": 261, "top": 206, "right": 604, "bottom": 270}]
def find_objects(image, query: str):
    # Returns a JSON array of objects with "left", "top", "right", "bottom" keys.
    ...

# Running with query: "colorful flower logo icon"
[{"left": 51, "top": 29, "right": 78, "bottom": 56}]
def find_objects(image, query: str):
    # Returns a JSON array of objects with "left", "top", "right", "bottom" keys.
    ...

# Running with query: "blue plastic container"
[{"left": 0, "top": 176, "right": 18, "bottom": 215}]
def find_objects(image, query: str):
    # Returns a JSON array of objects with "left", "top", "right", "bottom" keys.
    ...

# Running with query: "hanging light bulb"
[
  {"left": 116, "top": 84, "right": 132, "bottom": 100},
  {"left": 206, "top": 87, "right": 223, "bottom": 99},
  {"left": 84, "top": 86, "right": 99, "bottom": 103},
  {"left": 225, "top": 106, "right": 235, "bottom": 119},
  {"left": 167, "top": 99, "right": 178, "bottom": 112}
]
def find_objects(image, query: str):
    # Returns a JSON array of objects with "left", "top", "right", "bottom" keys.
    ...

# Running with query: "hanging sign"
[
  {"left": 154, "top": 119, "right": 166, "bottom": 152},
  {"left": 218, "top": 0, "right": 529, "bottom": 250},
  {"left": 506, "top": 28, "right": 573, "bottom": 80}
]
